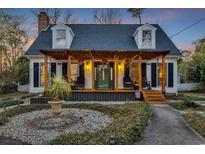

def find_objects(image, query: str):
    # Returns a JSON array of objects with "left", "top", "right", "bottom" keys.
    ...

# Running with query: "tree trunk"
[{"left": 139, "top": 15, "right": 142, "bottom": 24}]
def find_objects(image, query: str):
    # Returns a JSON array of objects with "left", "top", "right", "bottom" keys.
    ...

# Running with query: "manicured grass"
[
  {"left": 184, "top": 111, "right": 205, "bottom": 138},
  {"left": 0, "top": 103, "right": 150, "bottom": 144}
]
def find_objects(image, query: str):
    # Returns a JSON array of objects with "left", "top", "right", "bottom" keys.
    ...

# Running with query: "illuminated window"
[
  {"left": 40, "top": 63, "right": 45, "bottom": 87},
  {"left": 157, "top": 63, "right": 167, "bottom": 86}
]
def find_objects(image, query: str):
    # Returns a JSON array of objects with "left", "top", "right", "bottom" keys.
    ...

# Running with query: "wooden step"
[
  {"left": 145, "top": 100, "right": 168, "bottom": 104},
  {"left": 142, "top": 90, "right": 167, "bottom": 104},
  {"left": 145, "top": 98, "right": 165, "bottom": 101}
]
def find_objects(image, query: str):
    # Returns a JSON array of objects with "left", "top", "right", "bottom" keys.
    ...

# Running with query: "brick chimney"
[{"left": 38, "top": 12, "right": 49, "bottom": 34}]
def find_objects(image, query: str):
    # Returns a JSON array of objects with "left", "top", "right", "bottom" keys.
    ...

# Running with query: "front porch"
[{"left": 40, "top": 49, "right": 169, "bottom": 101}]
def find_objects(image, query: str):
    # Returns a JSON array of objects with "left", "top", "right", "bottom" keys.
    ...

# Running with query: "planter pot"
[{"left": 48, "top": 100, "right": 64, "bottom": 115}]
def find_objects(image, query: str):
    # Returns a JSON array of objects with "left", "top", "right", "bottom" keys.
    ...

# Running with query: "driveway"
[{"left": 138, "top": 105, "right": 205, "bottom": 145}]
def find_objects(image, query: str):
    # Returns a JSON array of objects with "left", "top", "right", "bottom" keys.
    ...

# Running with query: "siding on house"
[{"left": 29, "top": 56, "right": 178, "bottom": 94}]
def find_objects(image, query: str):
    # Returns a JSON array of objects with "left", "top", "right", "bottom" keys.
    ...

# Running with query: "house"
[{"left": 25, "top": 12, "right": 181, "bottom": 102}]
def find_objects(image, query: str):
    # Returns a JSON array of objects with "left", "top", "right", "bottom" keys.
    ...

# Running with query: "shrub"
[
  {"left": 14, "top": 56, "right": 29, "bottom": 85},
  {"left": 0, "top": 114, "right": 9, "bottom": 126},
  {"left": 47, "top": 76, "right": 71, "bottom": 100},
  {"left": 0, "top": 83, "right": 17, "bottom": 94},
  {"left": 183, "top": 98, "right": 199, "bottom": 108}
]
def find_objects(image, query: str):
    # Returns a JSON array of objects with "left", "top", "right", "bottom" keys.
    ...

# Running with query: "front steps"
[{"left": 142, "top": 90, "right": 167, "bottom": 104}]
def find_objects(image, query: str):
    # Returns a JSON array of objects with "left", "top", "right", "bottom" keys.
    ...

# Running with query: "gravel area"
[
  {"left": 0, "top": 108, "right": 112, "bottom": 144},
  {"left": 0, "top": 137, "right": 29, "bottom": 145},
  {"left": 137, "top": 105, "right": 205, "bottom": 145}
]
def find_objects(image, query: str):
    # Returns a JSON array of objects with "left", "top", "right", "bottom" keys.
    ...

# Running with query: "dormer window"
[
  {"left": 51, "top": 24, "right": 75, "bottom": 49},
  {"left": 56, "top": 29, "right": 66, "bottom": 48},
  {"left": 133, "top": 24, "right": 157, "bottom": 49},
  {"left": 142, "top": 30, "right": 152, "bottom": 48}
]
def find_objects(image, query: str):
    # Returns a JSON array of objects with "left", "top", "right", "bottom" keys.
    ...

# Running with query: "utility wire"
[{"left": 170, "top": 17, "right": 205, "bottom": 38}]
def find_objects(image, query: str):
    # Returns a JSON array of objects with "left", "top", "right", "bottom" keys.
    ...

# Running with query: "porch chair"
[
  {"left": 74, "top": 76, "right": 85, "bottom": 89},
  {"left": 142, "top": 77, "right": 151, "bottom": 90},
  {"left": 123, "top": 76, "right": 134, "bottom": 89}
]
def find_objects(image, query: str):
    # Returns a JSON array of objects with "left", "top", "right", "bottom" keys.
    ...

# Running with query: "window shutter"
[
  {"left": 51, "top": 63, "right": 56, "bottom": 77},
  {"left": 151, "top": 63, "right": 156, "bottom": 87},
  {"left": 33, "top": 63, "right": 39, "bottom": 87},
  {"left": 79, "top": 63, "right": 84, "bottom": 78},
  {"left": 62, "top": 63, "right": 68, "bottom": 79},
  {"left": 124, "top": 63, "right": 130, "bottom": 79},
  {"left": 142, "top": 63, "right": 146, "bottom": 79},
  {"left": 168, "top": 63, "right": 174, "bottom": 87}
]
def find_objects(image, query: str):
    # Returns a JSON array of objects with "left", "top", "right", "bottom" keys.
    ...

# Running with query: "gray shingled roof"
[{"left": 25, "top": 24, "right": 181, "bottom": 56}]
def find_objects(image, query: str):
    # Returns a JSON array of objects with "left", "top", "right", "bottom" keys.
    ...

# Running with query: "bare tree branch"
[
  {"left": 92, "top": 9, "right": 122, "bottom": 24},
  {"left": 31, "top": 8, "right": 61, "bottom": 24}
]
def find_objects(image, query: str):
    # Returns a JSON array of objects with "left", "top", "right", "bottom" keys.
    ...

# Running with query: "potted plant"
[{"left": 47, "top": 75, "right": 71, "bottom": 116}]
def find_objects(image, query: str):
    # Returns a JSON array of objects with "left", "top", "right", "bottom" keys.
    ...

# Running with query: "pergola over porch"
[{"left": 40, "top": 49, "right": 170, "bottom": 96}]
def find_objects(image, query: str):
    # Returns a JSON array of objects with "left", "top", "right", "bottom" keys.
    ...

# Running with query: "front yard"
[
  {"left": 168, "top": 92, "right": 205, "bottom": 139},
  {"left": 0, "top": 102, "right": 150, "bottom": 145}
]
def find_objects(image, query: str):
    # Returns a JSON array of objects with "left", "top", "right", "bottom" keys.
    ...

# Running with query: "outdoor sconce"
[
  {"left": 86, "top": 62, "right": 89, "bottom": 70},
  {"left": 118, "top": 62, "right": 124, "bottom": 73},
  {"left": 118, "top": 63, "right": 121, "bottom": 70}
]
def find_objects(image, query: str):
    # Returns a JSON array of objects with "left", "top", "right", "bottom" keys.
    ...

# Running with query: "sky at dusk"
[{"left": 5, "top": 8, "right": 205, "bottom": 51}]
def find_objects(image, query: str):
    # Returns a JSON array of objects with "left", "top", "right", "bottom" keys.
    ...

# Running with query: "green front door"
[{"left": 96, "top": 63, "right": 110, "bottom": 89}]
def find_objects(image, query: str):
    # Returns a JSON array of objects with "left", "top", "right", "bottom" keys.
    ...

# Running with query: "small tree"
[
  {"left": 14, "top": 56, "right": 29, "bottom": 85},
  {"left": 92, "top": 9, "right": 122, "bottom": 24},
  {"left": 127, "top": 8, "right": 145, "bottom": 24}
]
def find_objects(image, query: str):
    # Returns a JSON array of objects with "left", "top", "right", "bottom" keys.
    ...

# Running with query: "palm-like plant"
[
  {"left": 127, "top": 8, "right": 145, "bottom": 24},
  {"left": 47, "top": 75, "right": 71, "bottom": 100}
]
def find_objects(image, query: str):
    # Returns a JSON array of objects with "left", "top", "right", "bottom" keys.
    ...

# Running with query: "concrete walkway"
[{"left": 138, "top": 105, "right": 205, "bottom": 145}]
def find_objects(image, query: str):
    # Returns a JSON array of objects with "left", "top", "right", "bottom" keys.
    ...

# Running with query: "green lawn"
[{"left": 0, "top": 102, "right": 150, "bottom": 145}]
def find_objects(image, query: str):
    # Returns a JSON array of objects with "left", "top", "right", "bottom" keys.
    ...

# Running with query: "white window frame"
[
  {"left": 56, "top": 29, "right": 66, "bottom": 48},
  {"left": 51, "top": 24, "right": 75, "bottom": 49},
  {"left": 133, "top": 24, "right": 157, "bottom": 49}
]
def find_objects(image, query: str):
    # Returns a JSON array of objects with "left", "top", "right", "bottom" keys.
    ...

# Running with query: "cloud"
[{"left": 177, "top": 44, "right": 196, "bottom": 51}]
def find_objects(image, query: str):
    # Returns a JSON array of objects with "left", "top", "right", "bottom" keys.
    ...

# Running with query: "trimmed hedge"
[
  {"left": 0, "top": 83, "right": 17, "bottom": 94},
  {"left": 0, "top": 100, "right": 24, "bottom": 108}
]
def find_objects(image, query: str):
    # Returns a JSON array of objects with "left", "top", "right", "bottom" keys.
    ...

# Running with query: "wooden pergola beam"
[
  {"left": 115, "top": 58, "right": 119, "bottom": 91},
  {"left": 161, "top": 55, "right": 166, "bottom": 93},
  {"left": 44, "top": 55, "right": 49, "bottom": 92},
  {"left": 91, "top": 57, "right": 95, "bottom": 91},
  {"left": 138, "top": 56, "right": 142, "bottom": 94},
  {"left": 68, "top": 55, "right": 72, "bottom": 83}
]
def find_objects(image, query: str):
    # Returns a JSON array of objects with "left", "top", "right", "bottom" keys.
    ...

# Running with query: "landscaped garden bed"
[
  {"left": 184, "top": 111, "right": 205, "bottom": 138},
  {"left": 169, "top": 92, "right": 205, "bottom": 140},
  {"left": 0, "top": 102, "right": 150, "bottom": 145}
]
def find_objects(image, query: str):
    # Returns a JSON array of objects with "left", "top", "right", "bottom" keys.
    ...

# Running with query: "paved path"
[{"left": 138, "top": 105, "right": 205, "bottom": 145}]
